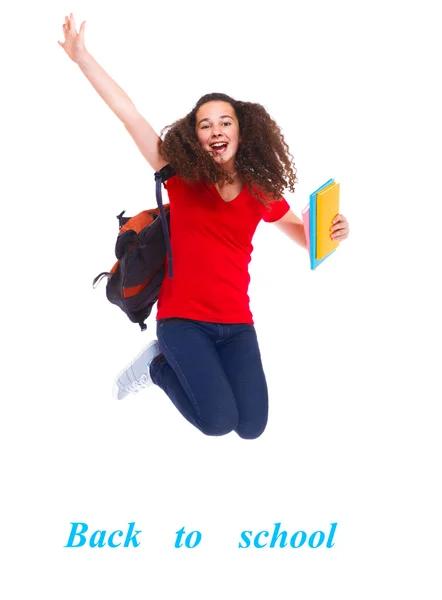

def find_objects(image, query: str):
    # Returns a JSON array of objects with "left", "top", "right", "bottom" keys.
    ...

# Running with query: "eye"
[
  {"left": 201, "top": 124, "right": 210, "bottom": 129},
  {"left": 222, "top": 122, "right": 232, "bottom": 127}
]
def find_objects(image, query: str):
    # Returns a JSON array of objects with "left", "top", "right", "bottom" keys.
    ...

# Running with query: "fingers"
[
  {"left": 330, "top": 222, "right": 346, "bottom": 233},
  {"left": 332, "top": 214, "right": 345, "bottom": 225},
  {"left": 330, "top": 215, "right": 345, "bottom": 232},
  {"left": 62, "top": 16, "right": 70, "bottom": 39},
  {"left": 330, "top": 214, "right": 349, "bottom": 241},
  {"left": 63, "top": 14, "right": 77, "bottom": 35},
  {"left": 330, "top": 229, "right": 348, "bottom": 241},
  {"left": 59, "top": 22, "right": 66, "bottom": 45},
  {"left": 61, "top": 13, "right": 82, "bottom": 45},
  {"left": 330, "top": 224, "right": 349, "bottom": 240},
  {"left": 59, "top": 15, "right": 72, "bottom": 48}
]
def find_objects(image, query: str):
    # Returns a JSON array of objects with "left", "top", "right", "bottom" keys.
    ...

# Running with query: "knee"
[
  {"left": 236, "top": 419, "right": 268, "bottom": 440},
  {"left": 198, "top": 413, "right": 238, "bottom": 437}
]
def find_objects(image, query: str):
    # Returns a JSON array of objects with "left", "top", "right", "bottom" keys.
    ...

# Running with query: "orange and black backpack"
[{"left": 93, "top": 164, "right": 175, "bottom": 331}]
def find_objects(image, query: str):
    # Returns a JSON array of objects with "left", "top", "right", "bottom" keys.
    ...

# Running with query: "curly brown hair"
[{"left": 159, "top": 93, "right": 297, "bottom": 205}]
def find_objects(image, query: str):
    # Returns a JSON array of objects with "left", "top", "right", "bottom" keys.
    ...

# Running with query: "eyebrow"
[{"left": 197, "top": 115, "right": 234, "bottom": 125}]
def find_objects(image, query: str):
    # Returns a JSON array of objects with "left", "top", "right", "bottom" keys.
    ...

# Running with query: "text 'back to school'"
[{"left": 64, "top": 522, "right": 338, "bottom": 549}]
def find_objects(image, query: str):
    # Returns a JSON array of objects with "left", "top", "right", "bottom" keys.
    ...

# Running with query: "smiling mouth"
[{"left": 210, "top": 142, "right": 228, "bottom": 154}]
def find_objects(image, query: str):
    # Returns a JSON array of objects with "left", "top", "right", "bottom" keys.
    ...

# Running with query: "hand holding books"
[{"left": 302, "top": 179, "right": 349, "bottom": 270}]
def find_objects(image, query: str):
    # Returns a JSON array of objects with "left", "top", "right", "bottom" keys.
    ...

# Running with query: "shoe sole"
[{"left": 112, "top": 340, "right": 159, "bottom": 400}]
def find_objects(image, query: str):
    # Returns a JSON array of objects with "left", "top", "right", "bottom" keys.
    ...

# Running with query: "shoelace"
[{"left": 126, "top": 373, "right": 150, "bottom": 393}]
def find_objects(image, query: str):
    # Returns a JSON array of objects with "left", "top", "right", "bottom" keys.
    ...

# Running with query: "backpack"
[{"left": 93, "top": 164, "right": 175, "bottom": 331}]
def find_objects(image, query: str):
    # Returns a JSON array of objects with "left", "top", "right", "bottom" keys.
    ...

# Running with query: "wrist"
[{"left": 76, "top": 50, "right": 92, "bottom": 69}]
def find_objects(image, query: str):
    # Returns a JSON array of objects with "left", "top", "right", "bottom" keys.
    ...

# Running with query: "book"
[
  {"left": 316, "top": 182, "right": 340, "bottom": 260},
  {"left": 302, "top": 179, "right": 340, "bottom": 270}
]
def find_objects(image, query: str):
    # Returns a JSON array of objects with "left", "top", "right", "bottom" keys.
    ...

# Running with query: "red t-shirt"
[{"left": 156, "top": 175, "right": 290, "bottom": 324}]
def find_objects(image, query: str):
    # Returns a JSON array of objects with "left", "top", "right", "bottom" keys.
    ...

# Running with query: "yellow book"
[{"left": 316, "top": 182, "right": 340, "bottom": 260}]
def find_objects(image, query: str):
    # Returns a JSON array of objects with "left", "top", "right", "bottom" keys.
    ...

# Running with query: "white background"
[{"left": 1, "top": 0, "right": 441, "bottom": 598}]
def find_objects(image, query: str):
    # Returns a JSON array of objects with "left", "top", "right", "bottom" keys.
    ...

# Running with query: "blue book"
[{"left": 302, "top": 179, "right": 338, "bottom": 270}]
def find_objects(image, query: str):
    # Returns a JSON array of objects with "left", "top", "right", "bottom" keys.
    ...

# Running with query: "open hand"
[
  {"left": 330, "top": 214, "right": 349, "bottom": 241},
  {"left": 58, "top": 13, "right": 87, "bottom": 63}
]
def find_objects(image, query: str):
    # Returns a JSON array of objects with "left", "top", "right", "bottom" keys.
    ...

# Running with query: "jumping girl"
[{"left": 59, "top": 14, "right": 350, "bottom": 440}]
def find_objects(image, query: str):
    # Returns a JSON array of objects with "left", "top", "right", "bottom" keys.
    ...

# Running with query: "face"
[{"left": 195, "top": 101, "right": 240, "bottom": 171}]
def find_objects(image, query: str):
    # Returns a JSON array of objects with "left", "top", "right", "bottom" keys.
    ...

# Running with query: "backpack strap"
[
  {"left": 92, "top": 271, "right": 112, "bottom": 288},
  {"left": 154, "top": 164, "right": 176, "bottom": 279},
  {"left": 116, "top": 210, "right": 129, "bottom": 229}
]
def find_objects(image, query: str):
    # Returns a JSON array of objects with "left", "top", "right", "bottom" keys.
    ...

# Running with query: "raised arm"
[{"left": 58, "top": 13, "right": 168, "bottom": 172}]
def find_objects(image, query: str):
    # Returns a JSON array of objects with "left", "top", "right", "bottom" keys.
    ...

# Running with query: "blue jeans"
[{"left": 149, "top": 318, "right": 268, "bottom": 439}]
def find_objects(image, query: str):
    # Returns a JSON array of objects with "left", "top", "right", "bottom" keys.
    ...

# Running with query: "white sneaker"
[{"left": 113, "top": 340, "right": 161, "bottom": 400}]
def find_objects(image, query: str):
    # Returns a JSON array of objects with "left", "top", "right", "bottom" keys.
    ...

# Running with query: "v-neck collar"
[{"left": 204, "top": 180, "right": 246, "bottom": 204}]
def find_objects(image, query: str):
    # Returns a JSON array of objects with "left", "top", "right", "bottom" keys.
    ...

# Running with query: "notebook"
[{"left": 302, "top": 179, "right": 340, "bottom": 270}]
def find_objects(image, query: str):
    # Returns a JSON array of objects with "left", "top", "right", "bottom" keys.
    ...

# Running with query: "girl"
[{"left": 59, "top": 14, "right": 349, "bottom": 440}]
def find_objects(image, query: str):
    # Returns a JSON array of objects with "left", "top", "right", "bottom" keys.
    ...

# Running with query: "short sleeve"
[
  {"left": 162, "top": 173, "right": 179, "bottom": 191},
  {"left": 262, "top": 198, "right": 290, "bottom": 223}
]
